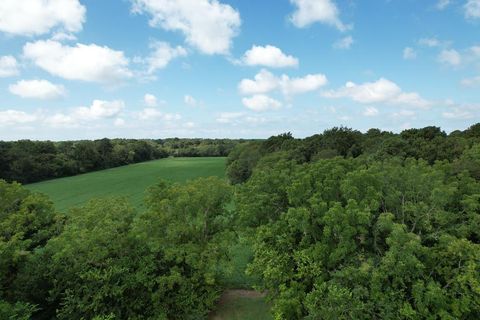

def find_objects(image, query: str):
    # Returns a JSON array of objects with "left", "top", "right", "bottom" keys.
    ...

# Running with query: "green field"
[
  {"left": 25, "top": 156, "right": 272, "bottom": 319},
  {"left": 26, "top": 157, "right": 227, "bottom": 212}
]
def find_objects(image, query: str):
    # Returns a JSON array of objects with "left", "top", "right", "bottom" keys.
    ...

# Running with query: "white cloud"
[
  {"left": 132, "top": 0, "right": 241, "bottom": 55},
  {"left": 216, "top": 112, "right": 244, "bottom": 123},
  {"left": 465, "top": 0, "right": 480, "bottom": 19},
  {"left": 238, "top": 69, "right": 328, "bottom": 97},
  {"left": 72, "top": 100, "right": 125, "bottom": 121},
  {"left": 9, "top": 79, "right": 66, "bottom": 99},
  {"left": 135, "top": 108, "right": 181, "bottom": 122},
  {"left": 436, "top": 0, "right": 451, "bottom": 10},
  {"left": 322, "top": 78, "right": 431, "bottom": 108},
  {"left": 242, "top": 94, "right": 282, "bottom": 112},
  {"left": 184, "top": 95, "right": 198, "bottom": 107},
  {"left": 289, "top": 0, "right": 349, "bottom": 31},
  {"left": 137, "top": 108, "right": 163, "bottom": 120},
  {"left": 45, "top": 100, "right": 125, "bottom": 127},
  {"left": 363, "top": 106, "right": 379, "bottom": 117},
  {"left": 0, "top": 0, "right": 85, "bottom": 36},
  {"left": 0, "top": 110, "right": 37, "bottom": 126},
  {"left": 461, "top": 76, "right": 480, "bottom": 87},
  {"left": 241, "top": 45, "right": 298, "bottom": 68},
  {"left": 333, "top": 36, "right": 354, "bottom": 49},
  {"left": 418, "top": 37, "right": 441, "bottom": 47},
  {"left": 144, "top": 93, "right": 159, "bottom": 107},
  {"left": 238, "top": 69, "right": 279, "bottom": 95},
  {"left": 23, "top": 40, "right": 133, "bottom": 84},
  {"left": 438, "top": 49, "right": 462, "bottom": 66},
  {"left": 0, "top": 56, "right": 19, "bottom": 77},
  {"left": 403, "top": 47, "right": 417, "bottom": 60},
  {"left": 144, "top": 41, "right": 187, "bottom": 74},
  {"left": 442, "top": 102, "right": 480, "bottom": 120},
  {"left": 280, "top": 73, "right": 328, "bottom": 96}
]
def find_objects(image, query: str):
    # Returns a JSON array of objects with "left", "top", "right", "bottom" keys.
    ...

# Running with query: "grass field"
[
  {"left": 25, "top": 156, "right": 272, "bottom": 319},
  {"left": 26, "top": 157, "right": 226, "bottom": 212}
]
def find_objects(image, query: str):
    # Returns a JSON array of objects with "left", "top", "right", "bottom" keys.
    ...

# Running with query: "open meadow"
[{"left": 26, "top": 157, "right": 226, "bottom": 212}]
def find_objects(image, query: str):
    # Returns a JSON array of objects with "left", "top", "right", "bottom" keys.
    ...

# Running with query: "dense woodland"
[
  {"left": 0, "top": 138, "right": 242, "bottom": 184},
  {"left": 1, "top": 124, "right": 479, "bottom": 319}
]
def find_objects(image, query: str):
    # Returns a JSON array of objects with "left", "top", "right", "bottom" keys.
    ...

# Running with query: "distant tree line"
[
  {"left": 226, "top": 123, "right": 480, "bottom": 184},
  {"left": 0, "top": 138, "right": 244, "bottom": 184}
]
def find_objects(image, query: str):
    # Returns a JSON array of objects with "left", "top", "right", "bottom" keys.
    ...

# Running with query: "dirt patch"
[{"left": 209, "top": 290, "right": 269, "bottom": 320}]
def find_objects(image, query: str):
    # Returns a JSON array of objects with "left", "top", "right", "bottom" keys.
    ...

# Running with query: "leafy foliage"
[{"left": 239, "top": 157, "right": 480, "bottom": 319}]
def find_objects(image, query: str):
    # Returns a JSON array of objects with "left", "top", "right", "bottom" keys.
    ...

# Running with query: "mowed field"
[{"left": 26, "top": 157, "right": 226, "bottom": 212}]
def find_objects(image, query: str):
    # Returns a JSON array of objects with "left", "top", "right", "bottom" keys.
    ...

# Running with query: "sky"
[{"left": 0, "top": 0, "right": 479, "bottom": 141}]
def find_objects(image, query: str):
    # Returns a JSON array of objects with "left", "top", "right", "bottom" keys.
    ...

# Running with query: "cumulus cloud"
[
  {"left": 45, "top": 100, "right": 125, "bottom": 127},
  {"left": 184, "top": 95, "right": 198, "bottom": 107},
  {"left": 280, "top": 74, "right": 328, "bottom": 96},
  {"left": 403, "top": 47, "right": 417, "bottom": 60},
  {"left": 9, "top": 79, "right": 66, "bottom": 99},
  {"left": 131, "top": 0, "right": 241, "bottom": 55},
  {"left": 289, "top": 0, "right": 350, "bottom": 31},
  {"left": 438, "top": 49, "right": 462, "bottom": 66},
  {"left": 242, "top": 94, "right": 282, "bottom": 112},
  {"left": 241, "top": 45, "right": 299, "bottom": 68},
  {"left": 144, "top": 41, "right": 187, "bottom": 74},
  {"left": 23, "top": 40, "right": 133, "bottom": 84},
  {"left": 144, "top": 93, "right": 159, "bottom": 107},
  {"left": 0, "top": 110, "right": 37, "bottom": 126},
  {"left": 0, "top": 0, "right": 85, "bottom": 36},
  {"left": 238, "top": 69, "right": 328, "bottom": 97},
  {"left": 322, "top": 78, "right": 431, "bottom": 108},
  {"left": 0, "top": 56, "right": 19, "bottom": 77},
  {"left": 333, "top": 36, "right": 354, "bottom": 50},
  {"left": 465, "top": 0, "right": 480, "bottom": 19},
  {"left": 238, "top": 69, "right": 279, "bottom": 95},
  {"left": 73, "top": 100, "right": 125, "bottom": 121}
]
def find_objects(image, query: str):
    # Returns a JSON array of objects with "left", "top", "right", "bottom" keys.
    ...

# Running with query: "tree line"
[
  {"left": 0, "top": 138, "right": 244, "bottom": 184},
  {"left": 226, "top": 124, "right": 480, "bottom": 184},
  {"left": 0, "top": 123, "right": 479, "bottom": 319}
]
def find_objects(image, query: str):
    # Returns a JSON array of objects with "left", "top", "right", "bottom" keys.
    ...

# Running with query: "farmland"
[{"left": 26, "top": 157, "right": 227, "bottom": 212}]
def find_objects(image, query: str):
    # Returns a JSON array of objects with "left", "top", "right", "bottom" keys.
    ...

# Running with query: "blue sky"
[{"left": 0, "top": 0, "right": 479, "bottom": 140}]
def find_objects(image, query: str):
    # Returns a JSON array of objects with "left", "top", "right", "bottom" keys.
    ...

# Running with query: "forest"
[
  {"left": 1, "top": 124, "right": 479, "bottom": 319},
  {"left": 0, "top": 138, "right": 243, "bottom": 184}
]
